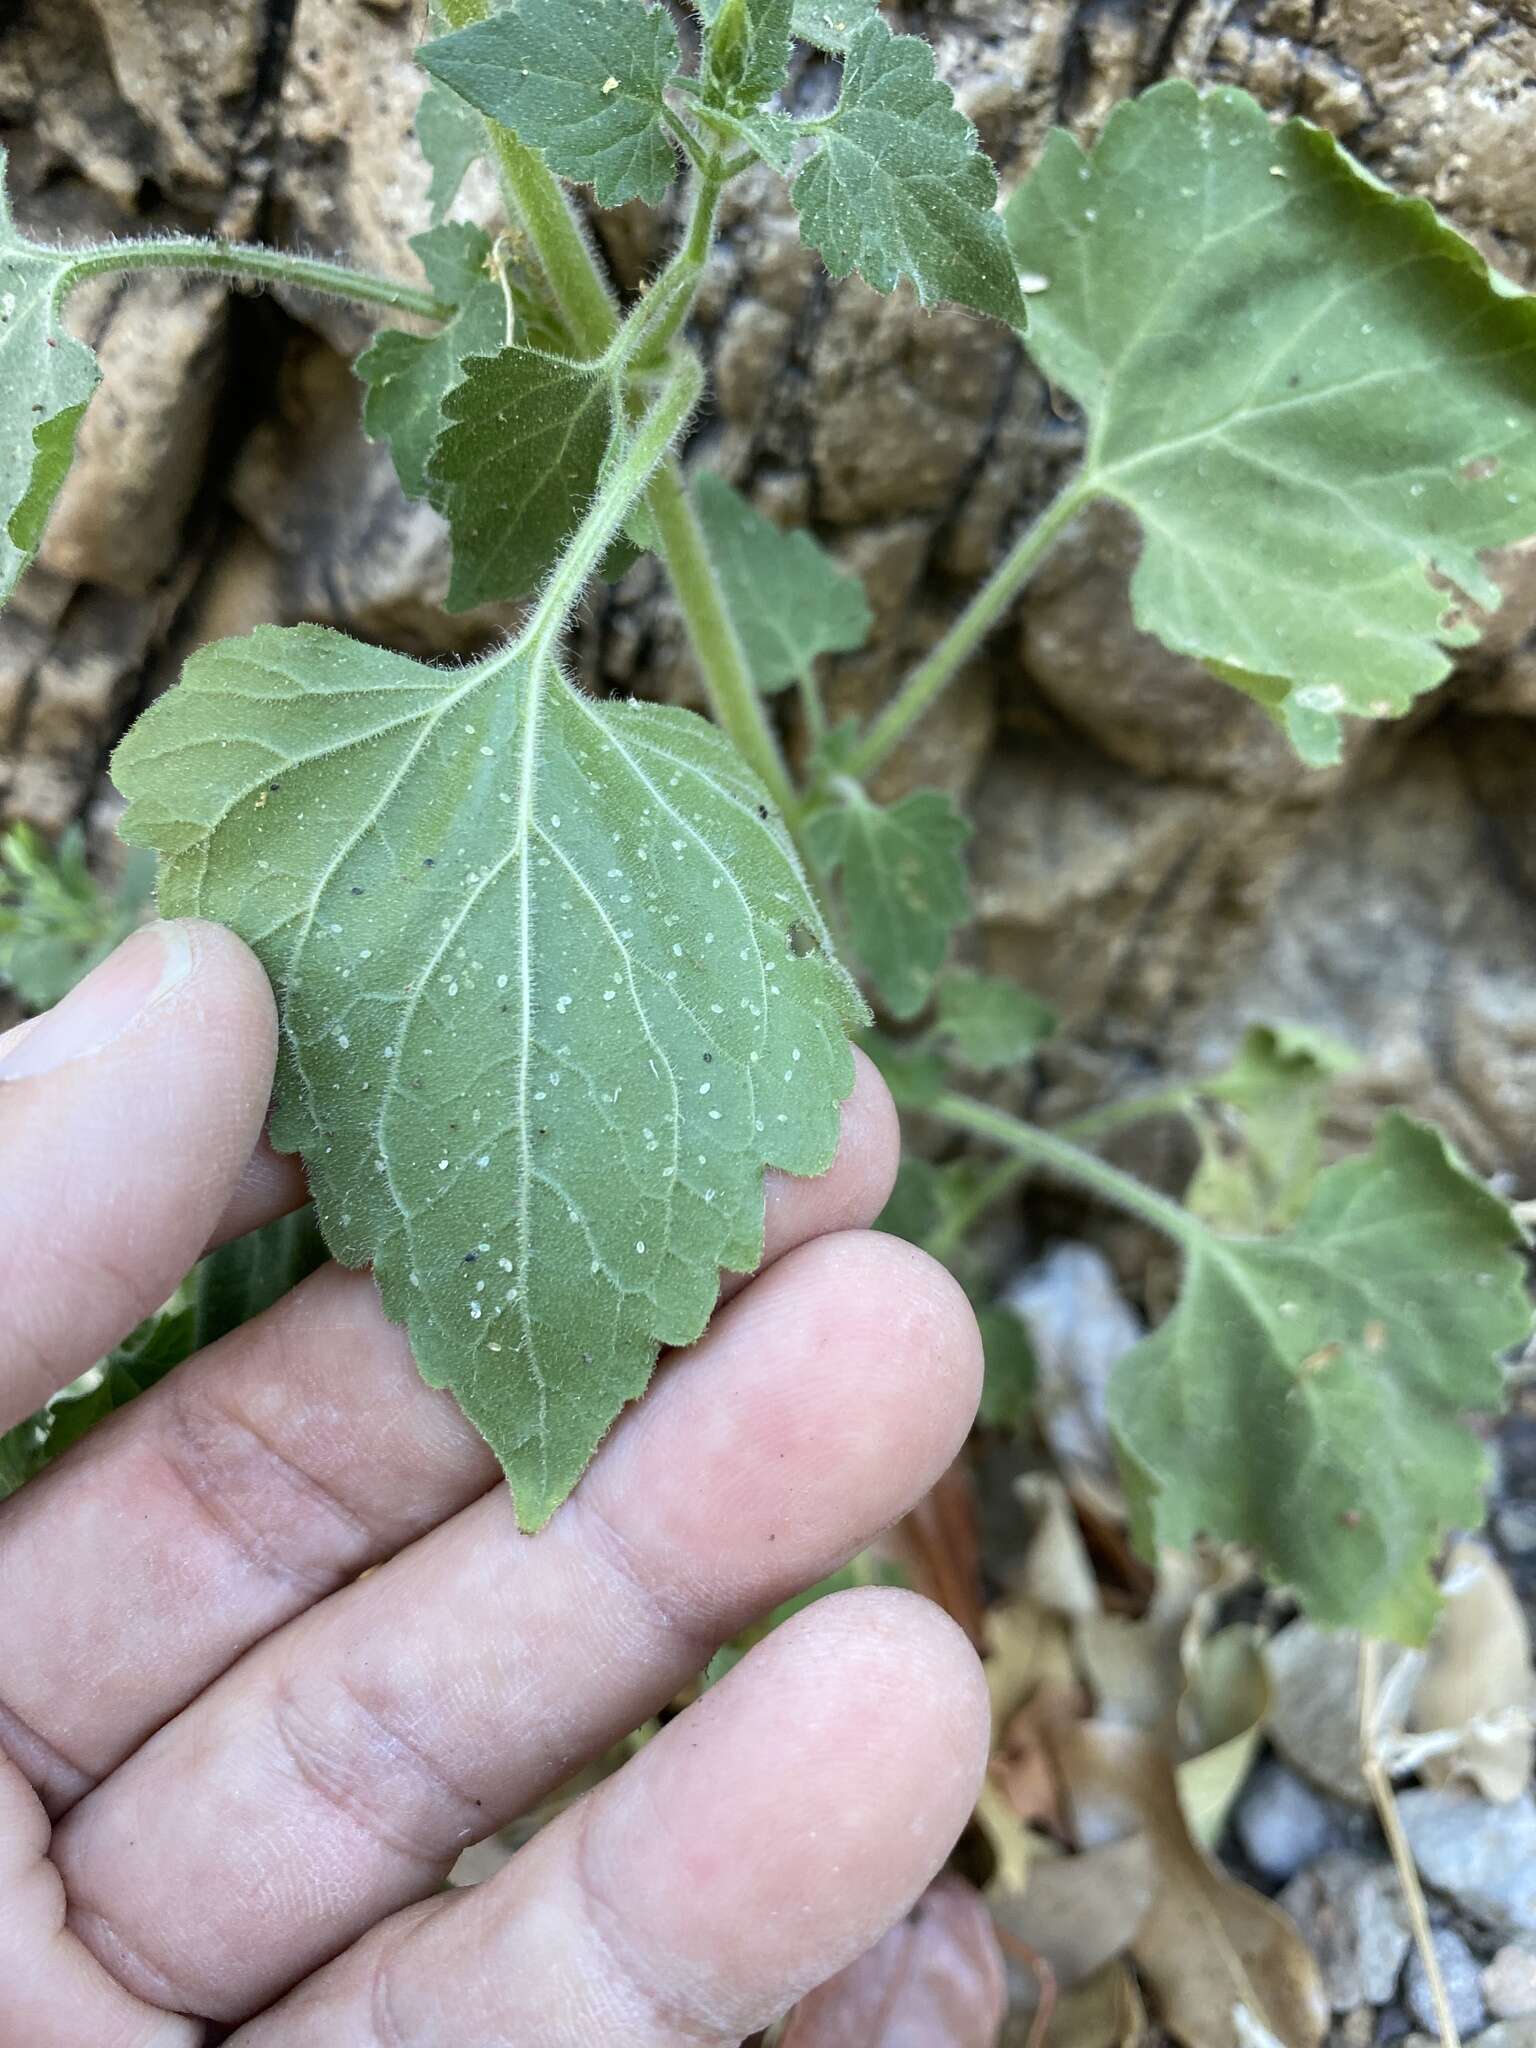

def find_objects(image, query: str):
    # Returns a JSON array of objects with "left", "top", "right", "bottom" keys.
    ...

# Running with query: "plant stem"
[
  {"left": 518, "top": 357, "right": 705, "bottom": 671},
  {"left": 847, "top": 479, "right": 1091, "bottom": 782},
  {"left": 1059, "top": 1082, "right": 1199, "bottom": 1146},
  {"left": 429, "top": 30, "right": 798, "bottom": 819},
  {"left": 622, "top": 168, "right": 726, "bottom": 370},
  {"left": 645, "top": 463, "right": 799, "bottom": 819},
  {"left": 62, "top": 237, "right": 450, "bottom": 321},
  {"left": 927, "top": 1153, "right": 1028, "bottom": 1263},
  {"left": 933, "top": 1090, "right": 1206, "bottom": 1254},
  {"left": 487, "top": 131, "right": 620, "bottom": 358}
]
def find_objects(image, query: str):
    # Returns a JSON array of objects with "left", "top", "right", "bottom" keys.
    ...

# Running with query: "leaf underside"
[
  {"left": 693, "top": 470, "right": 872, "bottom": 693},
  {"left": 1006, "top": 82, "right": 1536, "bottom": 764},
  {"left": 420, "top": 0, "right": 682, "bottom": 210},
  {"left": 1110, "top": 1114, "right": 1532, "bottom": 1642},
  {"left": 0, "top": 143, "right": 99, "bottom": 606},
  {"left": 793, "top": 17, "right": 1027, "bottom": 329},
  {"left": 114, "top": 626, "right": 864, "bottom": 1527}
]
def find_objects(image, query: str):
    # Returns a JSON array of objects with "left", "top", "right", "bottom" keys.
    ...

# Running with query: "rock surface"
[
  {"left": 1396, "top": 1792, "right": 1536, "bottom": 1938},
  {"left": 1404, "top": 1929, "right": 1488, "bottom": 2040},
  {"left": 1484, "top": 1947, "right": 1536, "bottom": 2024},
  {"left": 1279, "top": 1852, "right": 1413, "bottom": 2013},
  {"left": 3, "top": 0, "right": 1536, "bottom": 1191}
]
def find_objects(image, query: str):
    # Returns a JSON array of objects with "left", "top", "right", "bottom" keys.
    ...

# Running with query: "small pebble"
[
  {"left": 1485, "top": 1946, "right": 1536, "bottom": 2021},
  {"left": 1237, "top": 1758, "right": 1338, "bottom": 1882},
  {"left": 1404, "top": 1928, "right": 1486, "bottom": 2040}
]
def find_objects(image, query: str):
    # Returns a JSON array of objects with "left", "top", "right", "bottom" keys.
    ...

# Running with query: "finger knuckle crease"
[{"left": 270, "top": 1666, "right": 484, "bottom": 1865}]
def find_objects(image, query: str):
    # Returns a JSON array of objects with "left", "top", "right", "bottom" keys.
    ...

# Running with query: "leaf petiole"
[
  {"left": 61, "top": 236, "right": 452, "bottom": 323},
  {"left": 847, "top": 477, "right": 1091, "bottom": 779},
  {"left": 932, "top": 1090, "right": 1207, "bottom": 1255}
]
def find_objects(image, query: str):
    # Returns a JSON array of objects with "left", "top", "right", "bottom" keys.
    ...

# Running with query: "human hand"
[{"left": 0, "top": 919, "right": 988, "bottom": 2045}]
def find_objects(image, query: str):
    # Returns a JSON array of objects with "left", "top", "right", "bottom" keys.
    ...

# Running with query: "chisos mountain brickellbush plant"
[{"left": 2, "top": 0, "right": 1533, "bottom": 1640}]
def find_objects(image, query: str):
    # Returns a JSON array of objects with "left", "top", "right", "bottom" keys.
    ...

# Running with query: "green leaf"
[
  {"left": 416, "top": 73, "right": 488, "bottom": 222},
  {"left": 935, "top": 969, "right": 1055, "bottom": 1072},
  {"left": 191, "top": 1209, "right": 330, "bottom": 1353},
  {"left": 420, "top": 0, "right": 682, "bottom": 210},
  {"left": 1185, "top": 1021, "right": 1357, "bottom": 1233},
  {"left": 694, "top": 471, "right": 872, "bottom": 694},
  {"left": 702, "top": 0, "right": 792, "bottom": 113},
  {"left": 1110, "top": 1113, "right": 1531, "bottom": 1642},
  {"left": 860, "top": 1028, "right": 946, "bottom": 1112},
  {"left": 1004, "top": 82, "right": 1536, "bottom": 766},
  {"left": 0, "top": 143, "right": 100, "bottom": 608},
  {"left": 809, "top": 786, "right": 970, "bottom": 1018},
  {"left": 791, "top": 0, "right": 879, "bottom": 53},
  {"left": 357, "top": 228, "right": 507, "bottom": 502},
  {"left": 114, "top": 625, "right": 865, "bottom": 1529},
  {"left": 0, "top": 823, "right": 154, "bottom": 1014},
  {"left": 424, "top": 345, "right": 617, "bottom": 610},
  {"left": 792, "top": 18, "right": 1026, "bottom": 327},
  {"left": 976, "top": 1303, "right": 1036, "bottom": 1432}
]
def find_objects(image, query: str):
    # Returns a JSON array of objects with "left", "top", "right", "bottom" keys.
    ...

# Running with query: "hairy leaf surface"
[
  {"left": 416, "top": 74, "right": 487, "bottom": 221},
  {"left": 0, "top": 145, "right": 100, "bottom": 607},
  {"left": 791, "top": 0, "right": 879, "bottom": 52},
  {"left": 694, "top": 471, "right": 871, "bottom": 693},
  {"left": 809, "top": 787, "right": 970, "bottom": 1018},
  {"left": 357, "top": 227, "right": 507, "bottom": 501},
  {"left": 1110, "top": 1114, "right": 1531, "bottom": 1641},
  {"left": 936, "top": 969, "right": 1056, "bottom": 1073},
  {"left": 1005, "top": 82, "right": 1536, "bottom": 764},
  {"left": 425, "top": 345, "right": 615, "bottom": 610},
  {"left": 420, "top": 0, "right": 682, "bottom": 209},
  {"left": 793, "top": 18, "right": 1026, "bottom": 327},
  {"left": 114, "top": 627, "right": 864, "bottom": 1526}
]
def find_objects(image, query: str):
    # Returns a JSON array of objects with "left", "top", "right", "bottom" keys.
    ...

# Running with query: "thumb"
[{"left": 0, "top": 919, "right": 277, "bottom": 1431}]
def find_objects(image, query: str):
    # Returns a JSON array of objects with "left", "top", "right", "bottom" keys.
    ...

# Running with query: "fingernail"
[{"left": 0, "top": 921, "right": 194, "bottom": 1081}]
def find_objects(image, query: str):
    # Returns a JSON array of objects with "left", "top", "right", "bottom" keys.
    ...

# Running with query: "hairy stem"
[
  {"left": 519, "top": 357, "right": 704, "bottom": 671},
  {"left": 436, "top": 0, "right": 618, "bottom": 357},
  {"left": 426, "top": 11, "right": 797, "bottom": 817},
  {"left": 645, "top": 465, "right": 800, "bottom": 819},
  {"left": 926, "top": 1153, "right": 1028, "bottom": 1263},
  {"left": 933, "top": 1091, "right": 1205, "bottom": 1254},
  {"left": 848, "top": 480, "right": 1091, "bottom": 782},
  {"left": 63, "top": 238, "right": 450, "bottom": 321}
]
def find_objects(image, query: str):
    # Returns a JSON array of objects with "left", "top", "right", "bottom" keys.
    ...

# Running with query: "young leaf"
[
  {"left": 1186, "top": 1021, "right": 1357, "bottom": 1234},
  {"left": 792, "top": 18, "right": 1026, "bottom": 328},
  {"left": 420, "top": 0, "right": 683, "bottom": 210},
  {"left": 791, "top": 0, "right": 879, "bottom": 53},
  {"left": 0, "top": 144, "right": 100, "bottom": 607},
  {"left": 936, "top": 968, "right": 1056, "bottom": 1073},
  {"left": 425, "top": 345, "right": 616, "bottom": 610},
  {"left": 1109, "top": 1114, "right": 1531, "bottom": 1642},
  {"left": 694, "top": 471, "right": 872, "bottom": 694},
  {"left": 701, "top": 0, "right": 792, "bottom": 113},
  {"left": 356, "top": 226, "right": 507, "bottom": 502},
  {"left": 809, "top": 786, "right": 970, "bottom": 1018},
  {"left": 860, "top": 1028, "right": 946, "bottom": 1112},
  {"left": 1005, "top": 82, "right": 1536, "bottom": 765},
  {"left": 114, "top": 625, "right": 865, "bottom": 1529}
]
